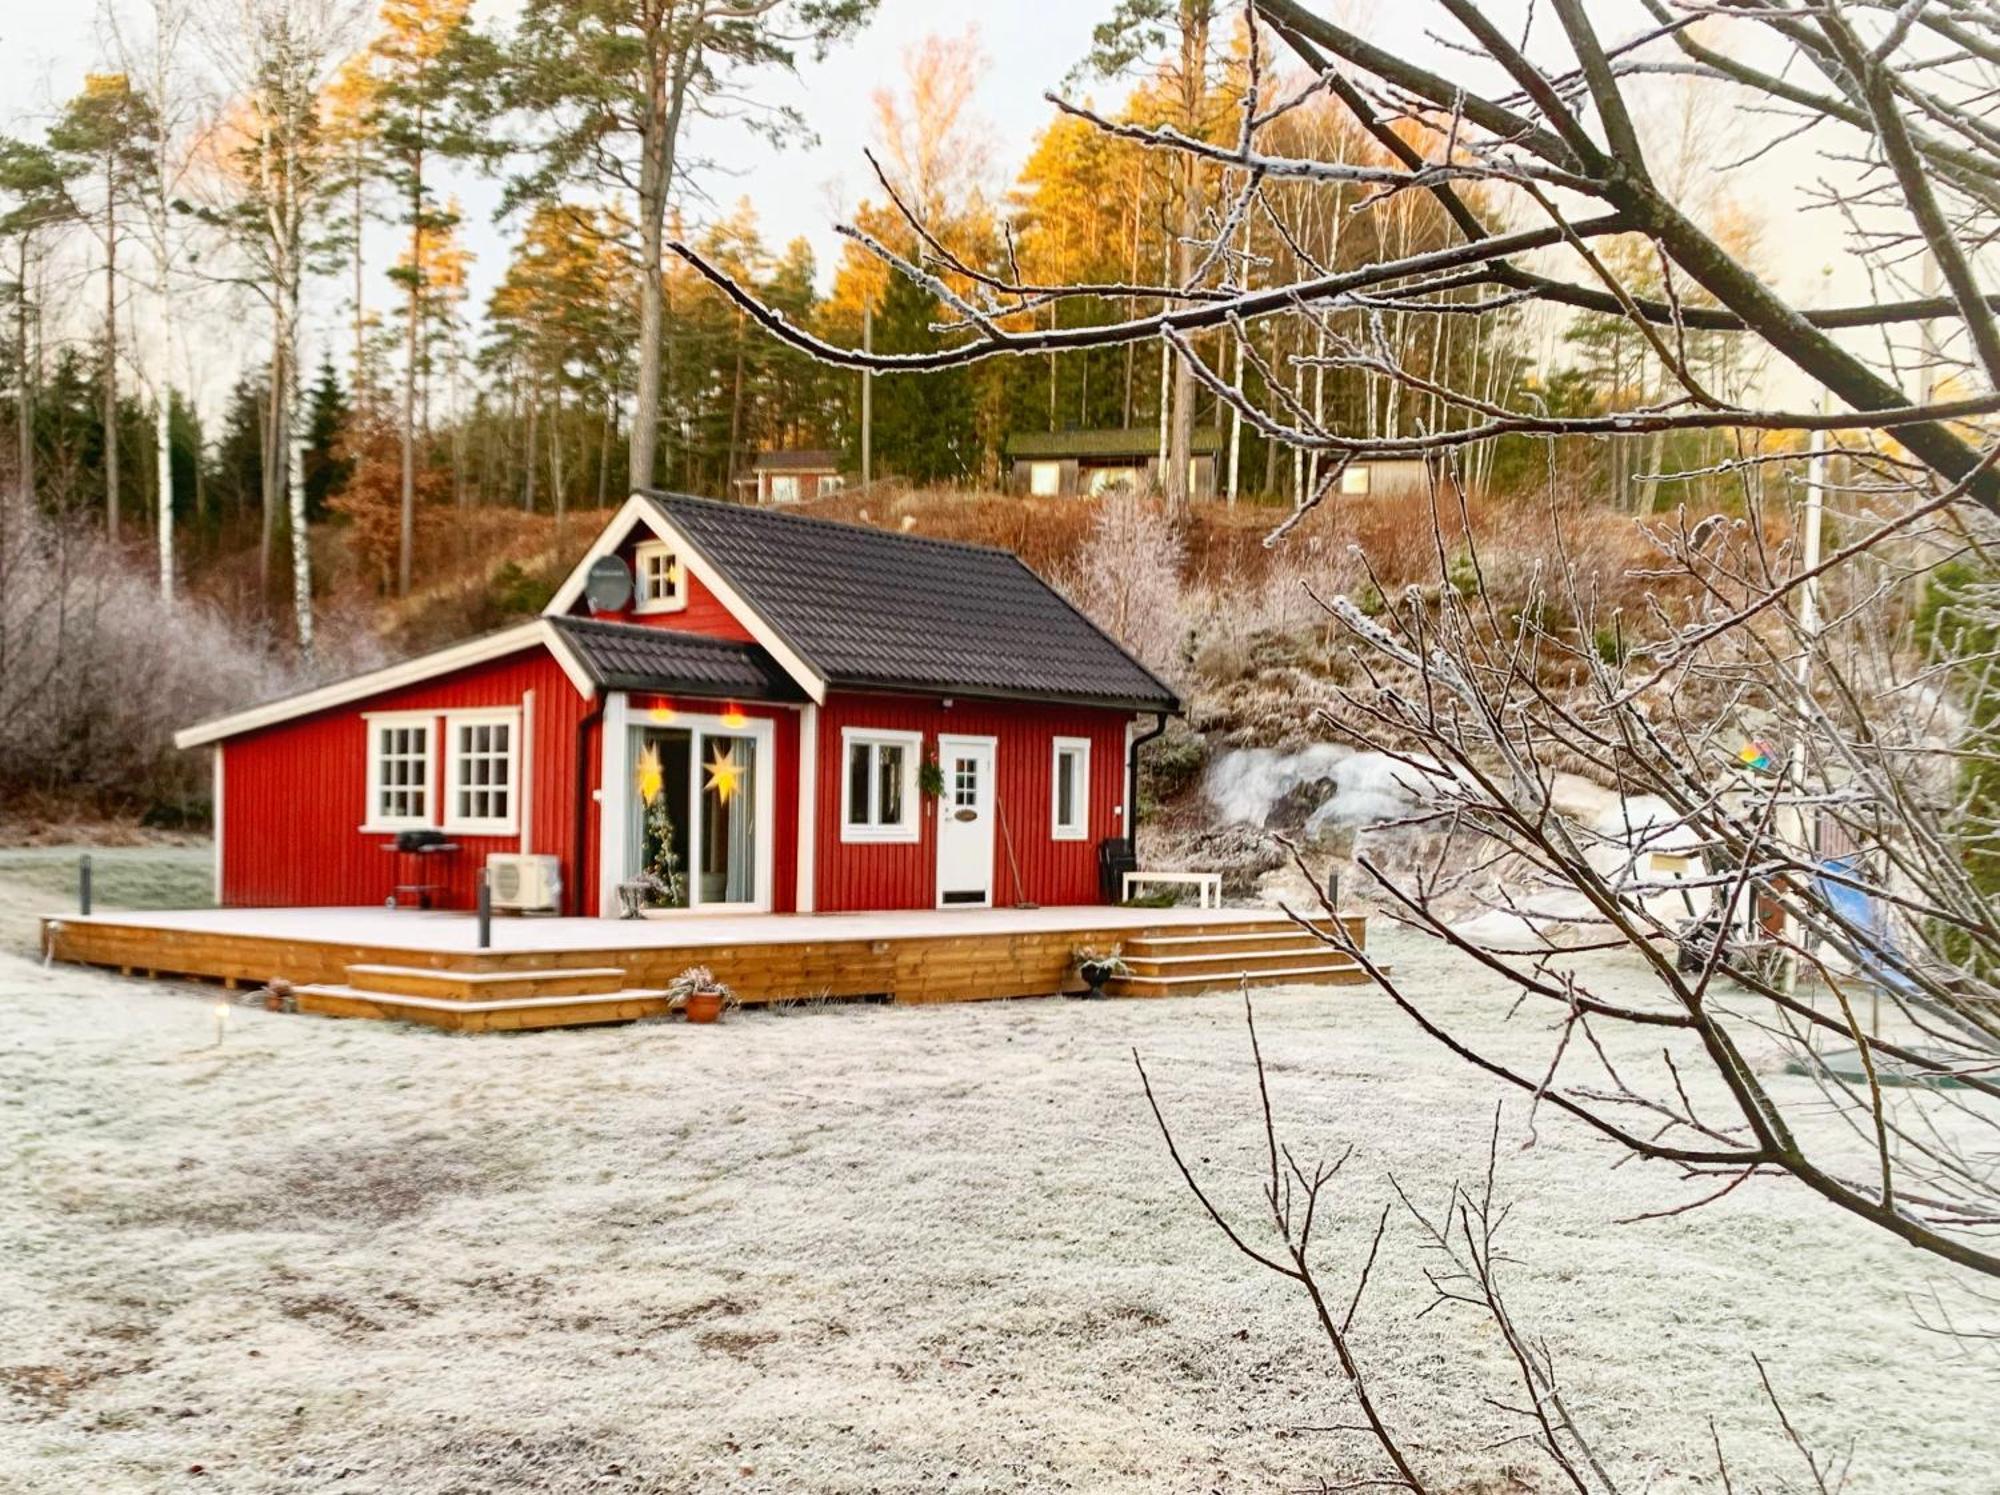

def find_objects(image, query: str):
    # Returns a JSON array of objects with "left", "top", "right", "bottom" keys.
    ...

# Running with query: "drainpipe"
[
  {"left": 1127, "top": 712, "right": 1169, "bottom": 847},
  {"left": 572, "top": 698, "right": 606, "bottom": 916}
]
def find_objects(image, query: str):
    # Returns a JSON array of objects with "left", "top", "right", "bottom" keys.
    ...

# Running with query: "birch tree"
[
  {"left": 196, "top": 0, "right": 363, "bottom": 652},
  {"left": 108, "top": 0, "right": 202, "bottom": 601}
]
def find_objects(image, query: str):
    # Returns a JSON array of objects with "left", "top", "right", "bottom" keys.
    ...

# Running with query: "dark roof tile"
[
  {"left": 550, "top": 616, "right": 807, "bottom": 701},
  {"left": 645, "top": 493, "right": 1179, "bottom": 712}
]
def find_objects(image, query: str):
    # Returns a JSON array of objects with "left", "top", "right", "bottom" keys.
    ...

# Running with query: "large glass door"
[{"left": 628, "top": 718, "right": 764, "bottom": 911}]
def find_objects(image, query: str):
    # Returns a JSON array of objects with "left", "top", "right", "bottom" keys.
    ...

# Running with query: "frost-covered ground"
[{"left": 3, "top": 861, "right": 1995, "bottom": 1493}]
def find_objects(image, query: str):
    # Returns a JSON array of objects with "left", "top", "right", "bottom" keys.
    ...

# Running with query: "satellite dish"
[{"left": 585, "top": 554, "right": 634, "bottom": 614}]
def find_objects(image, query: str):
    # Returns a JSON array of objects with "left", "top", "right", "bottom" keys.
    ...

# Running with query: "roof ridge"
[{"left": 640, "top": 489, "right": 1023, "bottom": 562}]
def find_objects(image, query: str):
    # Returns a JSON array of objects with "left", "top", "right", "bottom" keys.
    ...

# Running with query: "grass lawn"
[{"left": 2, "top": 871, "right": 1992, "bottom": 1492}]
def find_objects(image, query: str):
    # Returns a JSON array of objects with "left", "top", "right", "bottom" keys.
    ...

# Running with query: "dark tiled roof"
[
  {"left": 754, "top": 448, "right": 842, "bottom": 472},
  {"left": 550, "top": 616, "right": 807, "bottom": 701},
  {"left": 1004, "top": 427, "right": 1225, "bottom": 460},
  {"left": 645, "top": 493, "right": 1179, "bottom": 712}
]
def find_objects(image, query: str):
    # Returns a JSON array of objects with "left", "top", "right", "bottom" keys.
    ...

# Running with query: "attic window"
[{"left": 633, "top": 540, "right": 685, "bottom": 614}]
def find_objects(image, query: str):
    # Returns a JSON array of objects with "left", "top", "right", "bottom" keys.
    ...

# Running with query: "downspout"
[
  {"left": 1126, "top": 711, "right": 1169, "bottom": 847},
  {"left": 572, "top": 698, "right": 606, "bottom": 916}
]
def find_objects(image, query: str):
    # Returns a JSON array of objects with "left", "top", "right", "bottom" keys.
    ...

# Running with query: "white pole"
[{"left": 1783, "top": 417, "right": 1827, "bottom": 992}]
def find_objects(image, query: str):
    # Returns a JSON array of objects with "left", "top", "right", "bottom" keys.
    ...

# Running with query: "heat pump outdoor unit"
[{"left": 486, "top": 853, "right": 562, "bottom": 913}]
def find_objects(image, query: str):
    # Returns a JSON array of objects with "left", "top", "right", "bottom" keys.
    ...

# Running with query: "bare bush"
[{"left": 0, "top": 498, "right": 379, "bottom": 817}]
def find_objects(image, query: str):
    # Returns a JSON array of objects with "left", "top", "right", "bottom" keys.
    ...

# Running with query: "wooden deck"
[{"left": 42, "top": 904, "right": 1371, "bottom": 1031}]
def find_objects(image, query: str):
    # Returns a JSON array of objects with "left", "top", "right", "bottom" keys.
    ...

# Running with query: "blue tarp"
[{"left": 1814, "top": 855, "right": 1917, "bottom": 994}]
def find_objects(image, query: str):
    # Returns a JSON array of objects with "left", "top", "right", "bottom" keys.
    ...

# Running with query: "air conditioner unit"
[{"left": 486, "top": 853, "right": 562, "bottom": 913}]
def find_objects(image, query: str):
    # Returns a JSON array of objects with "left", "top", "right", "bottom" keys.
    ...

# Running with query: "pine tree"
[
  {"left": 48, "top": 74, "right": 158, "bottom": 544},
  {"left": 302, "top": 358, "right": 354, "bottom": 521},
  {"left": 865, "top": 261, "right": 975, "bottom": 485},
  {"left": 499, "top": 0, "right": 877, "bottom": 493}
]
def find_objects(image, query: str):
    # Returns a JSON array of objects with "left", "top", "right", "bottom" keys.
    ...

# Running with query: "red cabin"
[{"left": 177, "top": 494, "right": 1181, "bottom": 920}]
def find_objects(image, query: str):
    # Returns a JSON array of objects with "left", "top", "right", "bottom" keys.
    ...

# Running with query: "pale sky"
[{"left": 0, "top": 2, "right": 1878, "bottom": 416}]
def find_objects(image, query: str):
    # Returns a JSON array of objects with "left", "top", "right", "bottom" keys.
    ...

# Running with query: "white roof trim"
[
  {"left": 541, "top": 492, "right": 828, "bottom": 705},
  {"left": 175, "top": 620, "right": 594, "bottom": 750}
]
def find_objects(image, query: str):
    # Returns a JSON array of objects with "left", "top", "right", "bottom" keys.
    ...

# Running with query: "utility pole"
[{"left": 860, "top": 299, "right": 872, "bottom": 489}]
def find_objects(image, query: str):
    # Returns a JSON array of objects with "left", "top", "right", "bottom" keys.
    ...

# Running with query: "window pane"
[
  {"left": 879, "top": 745, "right": 904, "bottom": 826},
  {"left": 1057, "top": 752, "right": 1075, "bottom": 825},
  {"left": 699, "top": 734, "right": 756, "bottom": 904},
  {"left": 847, "top": 744, "right": 871, "bottom": 824}
]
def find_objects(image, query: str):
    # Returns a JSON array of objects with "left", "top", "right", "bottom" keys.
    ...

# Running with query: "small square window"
[{"left": 632, "top": 540, "right": 685, "bottom": 614}]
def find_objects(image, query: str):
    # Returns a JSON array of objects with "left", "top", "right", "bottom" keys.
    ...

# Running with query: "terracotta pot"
[{"left": 683, "top": 990, "right": 726, "bottom": 1024}]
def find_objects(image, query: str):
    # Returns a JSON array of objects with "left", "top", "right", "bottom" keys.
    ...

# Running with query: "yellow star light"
[
  {"left": 704, "top": 743, "right": 742, "bottom": 805},
  {"left": 635, "top": 743, "right": 664, "bottom": 805}
]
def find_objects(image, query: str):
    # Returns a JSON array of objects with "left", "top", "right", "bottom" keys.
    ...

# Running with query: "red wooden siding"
[
  {"left": 220, "top": 648, "right": 592, "bottom": 911},
  {"left": 813, "top": 691, "right": 1131, "bottom": 912}
]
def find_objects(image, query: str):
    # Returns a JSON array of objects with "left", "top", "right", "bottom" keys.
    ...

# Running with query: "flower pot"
[
  {"left": 683, "top": 990, "right": 726, "bottom": 1024},
  {"left": 1077, "top": 961, "right": 1118, "bottom": 999}
]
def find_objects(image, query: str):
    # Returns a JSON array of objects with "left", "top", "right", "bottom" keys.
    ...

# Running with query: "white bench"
[{"left": 1122, "top": 870, "right": 1223, "bottom": 910}]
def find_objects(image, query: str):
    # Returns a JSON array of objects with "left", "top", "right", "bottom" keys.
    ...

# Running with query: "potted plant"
[
  {"left": 670, "top": 965, "right": 733, "bottom": 1024},
  {"left": 1071, "top": 945, "right": 1129, "bottom": 999},
  {"left": 918, "top": 754, "right": 946, "bottom": 800}
]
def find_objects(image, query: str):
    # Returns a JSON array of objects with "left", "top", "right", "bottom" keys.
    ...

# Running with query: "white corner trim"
[
  {"left": 518, "top": 689, "right": 536, "bottom": 855},
  {"left": 174, "top": 620, "right": 590, "bottom": 750},
  {"left": 543, "top": 494, "right": 828, "bottom": 706},
  {"left": 796, "top": 703, "right": 819, "bottom": 912},
  {"left": 597, "top": 692, "right": 632, "bottom": 918},
  {"left": 1051, "top": 735, "right": 1091, "bottom": 841},
  {"left": 211, "top": 745, "right": 225, "bottom": 905}
]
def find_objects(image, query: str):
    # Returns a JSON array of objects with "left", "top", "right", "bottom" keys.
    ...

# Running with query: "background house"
[
  {"left": 751, "top": 449, "right": 846, "bottom": 504},
  {"left": 1004, "top": 429, "right": 1225, "bottom": 499}
]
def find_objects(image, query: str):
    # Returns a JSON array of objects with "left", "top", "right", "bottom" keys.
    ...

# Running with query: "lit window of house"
[{"left": 633, "top": 540, "right": 685, "bottom": 613}]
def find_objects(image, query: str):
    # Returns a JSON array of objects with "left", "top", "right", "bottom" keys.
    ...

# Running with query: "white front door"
[{"left": 935, "top": 735, "right": 997, "bottom": 907}]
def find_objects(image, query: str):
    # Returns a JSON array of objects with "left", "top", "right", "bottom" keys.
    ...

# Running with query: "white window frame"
[
  {"left": 1051, "top": 736, "right": 1091, "bottom": 841},
  {"left": 767, "top": 472, "right": 801, "bottom": 504},
  {"left": 362, "top": 711, "right": 437, "bottom": 833},
  {"left": 443, "top": 707, "right": 522, "bottom": 837},
  {"left": 1340, "top": 464, "right": 1372, "bottom": 495},
  {"left": 631, "top": 539, "right": 686, "bottom": 615},
  {"left": 1027, "top": 460, "right": 1062, "bottom": 497},
  {"left": 840, "top": 727, "right": 923, "bottom": 844}
]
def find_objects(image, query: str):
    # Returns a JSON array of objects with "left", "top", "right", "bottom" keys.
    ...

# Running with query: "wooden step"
[
  {"left": 1127, "top": 915, "right": 1366, "bottom": 950},
  {"left": 1103, "top": 961, "right": 1376, "bottom": 998},
  {"left": 1125, "top": 930, "right": 1361, "bottom": 959},
  {"left": 294, "top": 983, "right": 672, "bottom": 1033},
  {"left": 342, "top": 963, "right": 629, "bottom": 1002},
  {"left": 1123, "top": 944, "right": 1354, "bottom": 979}
]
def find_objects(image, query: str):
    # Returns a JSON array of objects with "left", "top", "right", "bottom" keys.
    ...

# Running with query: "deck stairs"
[
  {"left": 1103, "top": 914, "right": 1374, "bottom": 998},
  {"left": 293, "top": 962, "right": 671, "bottom": 1032}
]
